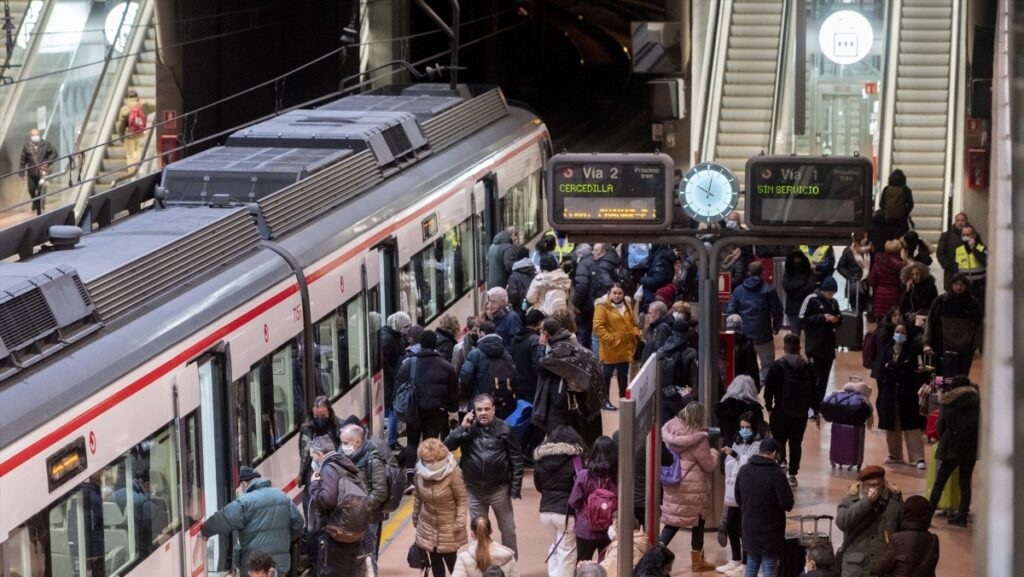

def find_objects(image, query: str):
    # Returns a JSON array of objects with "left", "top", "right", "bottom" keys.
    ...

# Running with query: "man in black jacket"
[
  {"left": 307, "top": 437, "right": 367, "bottom": 577},
  {"left": 764, "top": 334, "right": 820, "bottom": 487},
  {"left": 460, "top": 321, "right": 519, "bottom": 417},
  {"left": 641, "top": 300, "right": 673, "bottom": 361},
  {"left": 19, "top": 128, "right": 58, "bottom": 215},
  {"left": 928, "top": 376, "right": 980, "bottom": 526},
  {"left": 735, "top": 438, "right": 794, "bottom": 577},
  {"left": 380, "top": 312, "right": 412, "bottom": 451},
  {"left": 444, "top": 394, "right": 524, "bottom": 554},
  {"left": 573, "top": 244, "right": 596, "bottom": 348},
  {"left": 397, "top": 330, "right": 458, "bottom": 484},
  {"left": 800, "top": 276, "right": 842, "bottom": 404}
]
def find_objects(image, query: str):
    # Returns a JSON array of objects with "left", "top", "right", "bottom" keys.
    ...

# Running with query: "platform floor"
[{"left": 375, "top": 338, "right": 980, "bottom": 577}]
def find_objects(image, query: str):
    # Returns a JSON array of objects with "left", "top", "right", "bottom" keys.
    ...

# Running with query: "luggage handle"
[
  {"left": 791, "top": 514, "right": 834, "bottom": 542},
  {"left": 920, "top": 351, "right": 934, "bottom": 369},
  {"left": 848, "top": 375, "right": 863, "bottom": 383}
]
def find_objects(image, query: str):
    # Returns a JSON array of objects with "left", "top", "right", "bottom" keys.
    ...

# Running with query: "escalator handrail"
[
  {"left": 942, "top": 0, "right": 964, "bottom": 225},
  {"left": 767, "top": 0, "right": 792, "bottom": 156},
  {"left": 700, "top": 0, "right": 731, "bottom": 163},
  {"left": 877, "top": 0, "right": 902, "bottom": 196}
]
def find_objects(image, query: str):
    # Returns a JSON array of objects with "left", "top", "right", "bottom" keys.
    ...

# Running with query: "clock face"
[{"left": 679, "top": 162, "right": 740, "bottom": 223}]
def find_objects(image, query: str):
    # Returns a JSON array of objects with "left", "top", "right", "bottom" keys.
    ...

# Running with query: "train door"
[
  {"left": 360, "top": 259, "right": 383, "bottom": 437},
  {"left": 374, "top": 238, "right": 400, "bottom": 319},
  {"left": 195, "top": 354, "right": 234, "bottom": 575},
  {"left": 474, "top": 175, "right": 498, "bottom": 305}
]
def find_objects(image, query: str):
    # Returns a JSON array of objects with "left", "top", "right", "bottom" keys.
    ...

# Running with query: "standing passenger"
[
  {"left": 878, "top": 169, "right": 914, "bottom": 239},
  {"left": 734, "top": 438, "right": 794, "bottom": 577},
  {"left": 486, "top": 287, "right": 522, "bottom": 351},
  {"left": 413, "top": 439, "right": 469, "bottom": 577},
  {"left": 533, "top": 426, "right": 585, "bottom": 577},
  {"left": 381, "top": 311, "right": 412, "bottom": 452},
  {"left": 569, "top": 436, "right": 618, "bottom": 562},
  {"left": 782, "top": 250, "right": 816, "bottom": 334},
  {"left": 800, "top": 276, "right": 842, "bottom": 404},
  {"left": 593, "top": 284, "right": 640, "bottom": 409},
  {"left": 764, "top": 334, "right": 819, "bottom": 488},
  {"left": 487, "top": 226, "right": 519, "bottom": 289},
  {"left": 726, "top": 261, "right": 783, "bottom": 385}
]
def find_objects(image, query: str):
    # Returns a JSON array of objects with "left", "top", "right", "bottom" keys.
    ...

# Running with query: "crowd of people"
[{"left": 203, "top": 186, "right": 983, "bottom": 577}]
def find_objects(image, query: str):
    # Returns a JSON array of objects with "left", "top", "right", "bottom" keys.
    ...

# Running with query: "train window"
[
  {"left": 47, "top": 488, "right": 91, "bottom": 576},
  {"left": 400, "top": 263, "right": 427, "bottom": 324},
  {"left": 441, "top": 225, "right": 466, "bottom": 305},
  {"left": 501, "top": 173, "right": 542, "bottom": 242},
  {"left": 98, "top": 459, "right": 138, "bottom": 575},
  {"left": 314, "top": 294, "right": 369, "bottom": 399},
  {"left": 345, "top": 295, "right": 368, "bottom": 388},
  {"left": 457, "top": 218, "right": 476, "bottom": 292},
  {"left": 315, "top": 317, "right": 344, "bottom": 399},
  {"left": 367, "top": 286, "right": 381, "bottom": 374},
  {"left": 1, "top": 524, "right": 44, "bottom": 577},
  {"left": 235, "top": 368, "right": 265, "bottom": 463},
  {"left": 267, "top": 343, "right": 299, "bottom": 445},
  {"left": 141, "top": 426, "right": 179, "bottom": 548}
]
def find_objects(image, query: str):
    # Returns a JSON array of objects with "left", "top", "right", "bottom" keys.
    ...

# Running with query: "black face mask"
[{"left": 313, "top": 416, "right": 329, "bottom": 429}]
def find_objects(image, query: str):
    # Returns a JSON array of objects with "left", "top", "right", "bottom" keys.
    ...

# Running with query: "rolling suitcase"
[
  {"left": 829, "top": 422, "right": 865, "bottom": 471},
  {"left": 836, "top": 284, "right": 864, "bottom": 351},
  {"left": 780, "top": 515, "right": 834, "bottom": 577},
  {"left": 940, "top": 350, "right": 959, "bottom": 379},
  {"left": 926, "top": 444, "right": 962, "bottom": 512}
]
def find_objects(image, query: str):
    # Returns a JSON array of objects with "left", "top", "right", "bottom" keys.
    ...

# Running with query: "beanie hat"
[
  {"left": 760, "top": 438, "right": 782, "bottom": 455},
  {"left": 655, "top": 284, "right": 676, "bottom": 304},
  {"left": 821, "top": 276, "right": 838, "bottom": 293},
  {"left": 524, "top": 309, "right": 546, "bottom": 327},
  {"left": 726, "top": 314, "right": 742, "bottom": 332},
  {"left": 418, "top": 330, "right": 438, "bottom": 349},
  {"left": 901, "top": 495, "right": 933, "bottom": 527}
]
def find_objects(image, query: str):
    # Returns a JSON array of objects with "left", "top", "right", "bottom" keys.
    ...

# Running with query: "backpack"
[
  {"left": 627, "top": 243, "right": 650, "bottom": 270},
  {"left": 367, "top": 439, "right": 404, "bottom": 514},
  {"left": 127, "top": 102, "right": 146, "bottom": 135},
  {"left": 325, "top": 466, "right": 371, "bottom": 543},
  {"left": 483, "top": 355, "right": 517, "bottom": 418},
  {"left": 584, "top": 475, "right": 617, "bottom": 532},
  {"left": 393, "top": 357, "right": 419, "bottom": 422},
  {"left": 505, "top": 399, "right": 533, "bottom": 440},
  {"left": 659, "top": 346, "right": 697, "bottom": 391},
  {"left": 659, "top": 447, "right": 682, "bottom": 487},
  {"left": 861, "top": 330, "right": 877, "bottom": 369},
  {"left": 779, "top": 362, "right": 816, "bottom": 418},
  {"left": 820, "top": 390, "right": 873, "bottom": 427}
]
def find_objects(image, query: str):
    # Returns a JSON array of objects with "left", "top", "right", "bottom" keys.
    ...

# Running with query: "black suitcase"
[
  {"left": 836, "top": 286, "right": 863, "bottom": 351},
  {"left": 780, "top": 515, "right": 834, "bottom": 577}
]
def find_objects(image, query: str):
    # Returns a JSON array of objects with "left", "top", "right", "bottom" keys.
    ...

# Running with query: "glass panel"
[
  {"left": 182, "top": 412, "right": 204, "bottom": 529},
  {"left": 458, "top": 218, "right": 476, "bottom": 291},
  {"left": 98, "top": 458, "right": 136, "bottom": 575},
  {"left": 1, "top": 524, "right": 45, "bottom": 577},
  {"left": 48, "top": 489, "right": 85, "bottom": 577},
  {"left": 501, "top": 174, "right": 542, "bottom": 241},
  {"left": 236, "top": 371, "right": 263, "bottom": 463},
  {"left": 400, "top": 263, "right": 422, "bottom": 324},
  {"left": 142, "top": 425, "right": 179, "bottom": 549},
  {"left": 266, "top": 343, "right": 297, "bottom": 447},
  {"left": 316, "top": 319, "right": 342, "bottom": 399},
  {"left": 367, "top": 287, "right": 381, "bottom": 374},
  {"left": 346, "top": 295, "right": 367, "bottom": 388}
]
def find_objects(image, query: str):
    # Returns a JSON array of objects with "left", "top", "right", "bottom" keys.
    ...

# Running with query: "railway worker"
[
  {"left": 307, "top": 437, "right": 369, "bottom": 577},
  {"left": 341, "top": 424, "right": 389, "bottom": 575},
  {"left": 484, "top": 287, "right": 522, "bottom": 351},
  {"left": 487, "top": 226, "right": 519, "bottom": 288},
  {"left": 245, "top": 550, "right": 279, "bottom": 577},
  {"left": 444, "top": 393, "right": 524, "bottom": 555},
  {"left": 200, "top": 467, "right": 303, "bottom": 574},
  {"left": 380, "top": 311, "right": 412, "bottom": 453}
]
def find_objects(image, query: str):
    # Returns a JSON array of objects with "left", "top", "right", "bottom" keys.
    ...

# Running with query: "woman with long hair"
[
  {"left": 593, "top": 283, "right": 640, "bottom": 409},
  {"left": 413, "top": 439, "right": 468, "bottom": 577},
  {"left": 661, "top": 402, "right": 719, "bottom": 572},
  {"left": 714, "top": 375, "right": 766, "bottom": 444},
  {"left": 633, "top": 545, "right": 676, "bottom": 577},
  {"left": 452, "top": 516, "right": 520, "bottom": 577},
  {"left": 533, "top": 426, "right": 586, "bottom": 577},
  {"left": 569, "top": 436, "right": 619, "bottom": 561}
]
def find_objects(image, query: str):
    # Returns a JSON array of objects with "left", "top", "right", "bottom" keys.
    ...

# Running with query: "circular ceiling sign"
[{"left": 819, "top": 10, "right": 873, "bottom": 65}]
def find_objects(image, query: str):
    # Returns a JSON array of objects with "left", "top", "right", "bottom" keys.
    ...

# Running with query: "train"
[{"left": 0, "top": 84, "right": 549, "bottom": 577}]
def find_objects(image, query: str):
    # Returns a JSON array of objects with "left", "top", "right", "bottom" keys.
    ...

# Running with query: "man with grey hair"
[
  {"left": 486, "top": 286, "right": 522, "bottom": 351},
  {"left": 340, "top": 424, "right": 388, "bottom": 575},
  {"left": 487, "top": 225, "right": 520, "bottom": 288},
  {"left": 307, "top": 436, "right": 367, "bottom": 577},
  {"left": 641, "top": 300, "right": 672, "bottom": 361}
]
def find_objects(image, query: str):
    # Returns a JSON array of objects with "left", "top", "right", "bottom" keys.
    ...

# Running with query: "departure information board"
[
  {"left": 744, "top": 156, "right": 872, "bottom": 232},
  {"left": 547, "top": 152, "right": 673, "bottom": 231}
]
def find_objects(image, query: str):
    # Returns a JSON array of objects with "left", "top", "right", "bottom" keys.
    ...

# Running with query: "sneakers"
[
  {"left": 725, "top": 566, "right": 746, "bottom": 577},
  {"left": 884, "top": 455, "right": 904, "bottom": 464},
  {"left": 716, "top": 560, "right": 741, "bottom": 574},
  {"left": 788, "top": 475, "right": 798, "bottom": 487},
  {"left": 778, "top": 459, "right": 787, "bottom": 470},
  {"left": 947, "top": 513, "right": 968, "bottom": 527},
  {"left": 602, "top": 402, "right": 618, "bottom": 411},
  {"left": 916, "top": 459, "right": 927, "bottom": 470}
]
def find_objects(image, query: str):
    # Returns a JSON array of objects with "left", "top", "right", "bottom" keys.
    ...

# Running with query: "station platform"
[{"left": 374, "top": 337, "right": 979, "bottom": 577}]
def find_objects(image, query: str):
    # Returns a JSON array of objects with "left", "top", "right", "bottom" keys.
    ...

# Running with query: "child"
[{"left": 717, "top": 412, "right": 763, "bottom": 577}]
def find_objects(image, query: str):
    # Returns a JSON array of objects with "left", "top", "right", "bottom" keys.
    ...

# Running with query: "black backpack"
[
  {"left": 780, "top": 362, "right": 816, "bottom": 418},
  {"left": 483, "top": 354, "right": 517, "bottom": 418},
  {"left": 325, "top": 466, "right": 371, "bottom": 543}
]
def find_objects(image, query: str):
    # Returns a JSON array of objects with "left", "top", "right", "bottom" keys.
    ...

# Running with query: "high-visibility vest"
[
  {"left": 954, "top": 242, "right": 987, "bottom": 281},
  {"left": 800, "top": 245, "right": 831, "bottom": 265},
  {"left": 544, "top": 230, "right": 575, "bottom": 263}
]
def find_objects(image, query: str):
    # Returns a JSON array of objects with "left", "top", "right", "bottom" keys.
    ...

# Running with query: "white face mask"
[
  {"left": 311, "top": 457, "right": 322, "bottom": 473},
  {"left": 725, "top": 220, "right": 739, "bottom": 230},
  {"left": 30, "top": 135, "right": 41, "bottom": 144},
  {"left": 607, "top": 524, "right": 617, "bottom": 541},
  {"left": 962, "top": 236, "right": 972, "bottom": 243},
  {"left": 341, "top": 443, "right": 357, "bottom": 456},
  {"left": 672, "top": 312, "right": 685, "bottom": 321}
]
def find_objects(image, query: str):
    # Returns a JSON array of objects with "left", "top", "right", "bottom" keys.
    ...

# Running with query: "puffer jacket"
[
  {"left": 444, "top": 418, "right": 524, "bottom": 495},
  {"left": 526, "top": 268, "right": 572, "bottom": 315},
  {"left": 836, "top": 481, "right": 903, "bottom": 577},
  {"left": 532, "top": 442, "right": 584, "bottom": 514},
  {"left": 641, "top": 313, "right": 674, "bottom": 361},
  {"left": 801, "top": 292, "right": 841, "bottom": 358},
  {"left": 734, "top": 455, "right": 794, "bottom": 557},
  {"left": 782, "top": 250, "right": 817, "bottom": 315},
  {"left": 936, "top": 384, "right": 980, "bottom": 462},
  {"left": 491, "top": 307, "right": 522, "bottom": 351},
  {"left": 591, "top": 250, "right": 625, "bottom": 303},
  {"left": 593, "top": 298, "right": 640, "bottom": 364},
  {"left": 868, "top": 252, "right": 907, "bottom": 318},
  {"left": 459, "top": 334, "right": 518, "bottom": 401},
  {"left": 899, "top": 270, "right": 938, "bottom": 316},
  {"left": 436, "top": 328, "right": 458, "bottom": 363},
  {"left": 413, "top": 456, "right": 469, "bottom": 553},
  {"left": 379, "top": 325, "right": 405, "bottom": 410},
  {"left": 507, "top": 257, "right": 536, "bottom": 316},
  {"left": 871, "top": 520, "right": 939, "bottom": 577},
  {"left": 573, "top": 252, "right": 597, "bottom": 312},
  {"left": 350, "top": 442, "right": 389, "bottom": 522},
  {"left": 568, "top": 468, "right": 618, "bottom": 540},
  {"left": 640, "top": 245, "right": 677, "bottom": 309},
  {"left": 726, "top": 275, "right": 784, "bottom": 345},
  {"left": 509, "top": 327, "right": 544, "bottom": 402},
  {"left": 487, "top": 230, "right": 517, "bottom": 289},
  {"left": 600, "top": 526, "right": 650, "bottom": 577},
  {"left": 452, "top": 541, "right": 521, "bottom": 577},
  {"left": 201, "top": 478, "right": 303, "bottom": 571},
  {"left": 660, "top": 419, "right": 719, "bottom": 528},
  {"left": 923, "top": 291, "right": 982, "bottom": 354},
  {"left": 308, "top": 452, "right": 363, "bottom": 533},
  {"left": 399, "top": 349, "right": 459, "bottom": 412}
]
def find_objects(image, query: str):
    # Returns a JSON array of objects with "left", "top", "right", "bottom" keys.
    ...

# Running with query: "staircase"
[
  {"left": 708, "top": 0, "right": 785, "bottom": 199},
  {"left": 883, "top": 0, "right": 956, "bottom": 245},
  {"left": 93, "top": 25, "right": 158, "bottom": 194}
]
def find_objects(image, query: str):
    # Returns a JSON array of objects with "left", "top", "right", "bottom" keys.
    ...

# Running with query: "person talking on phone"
[{"left": 444, "top": 394, "right": 524, "bottom": 555}]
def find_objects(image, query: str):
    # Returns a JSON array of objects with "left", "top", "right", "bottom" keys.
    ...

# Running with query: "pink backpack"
[{"left": 585, "top": 475, "right": 617, "bottom": 532}]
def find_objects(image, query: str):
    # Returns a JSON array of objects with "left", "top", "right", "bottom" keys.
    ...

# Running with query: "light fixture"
[
  {"left": 105, "top": 2, "right": 140, "bottom": 53},
  {"left": 818, "top": 10, "right": 873, "bottom": 65}
]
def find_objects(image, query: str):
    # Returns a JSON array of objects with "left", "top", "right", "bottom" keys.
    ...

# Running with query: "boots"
[{"left": 691, "top": 550, "right": 716, "bottom": 572}]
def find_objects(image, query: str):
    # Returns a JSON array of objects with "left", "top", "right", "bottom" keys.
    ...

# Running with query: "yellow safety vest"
[
  {"left": 545, "top": 230, "right": 575, "bottom": 263},
  {"left": 954, "top": 242, "right": 986, "bottom": 280},
  {"left": 800, "top": 245, "right": 831, "bottom": 265}
]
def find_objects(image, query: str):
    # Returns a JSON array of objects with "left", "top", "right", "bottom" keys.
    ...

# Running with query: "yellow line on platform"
[{"left": 380, "top": 494, "right": 415, "bottom": 545}]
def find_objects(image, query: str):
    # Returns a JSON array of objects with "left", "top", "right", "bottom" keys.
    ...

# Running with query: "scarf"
[{"left": 415, "top": 453, "right": 457, "bottom": 481}]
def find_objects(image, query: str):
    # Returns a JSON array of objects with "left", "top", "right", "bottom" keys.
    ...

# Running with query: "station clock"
[{"left": 679, "top": 162, "right": 740, "bottom": 223}]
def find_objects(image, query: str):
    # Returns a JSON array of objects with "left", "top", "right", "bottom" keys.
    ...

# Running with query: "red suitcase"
[
  {"left": 830, "top": 423, "right": 865, "bottom": 471},
  {"left": 926, "top": 410, "right": 940, "bottom": 442}
]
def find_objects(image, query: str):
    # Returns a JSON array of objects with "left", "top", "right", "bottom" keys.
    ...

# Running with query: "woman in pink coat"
[
  {"left": 660, "top": 402, "right": 719, "bottom": 572},
  {"left": 867, "top": 239, "right": 907, "bottom": 323}
]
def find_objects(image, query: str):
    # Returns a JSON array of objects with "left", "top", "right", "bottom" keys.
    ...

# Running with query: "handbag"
[
  {"left": 407, "top": 543, "right": 430, "bottom": 569},
  {"left": 660, "top": 447, "right": 682, "bottom": 486},
  {"left": 917, "top": 353, "right": 936, "bottom": 416}
]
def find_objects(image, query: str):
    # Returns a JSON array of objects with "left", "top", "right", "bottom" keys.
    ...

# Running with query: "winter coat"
[
  {"left": 591, "top": 250, "right": 625, "bottom": 303},
  {"left": 201, "top": 478, "right": 303, "bottom": 571},
  {"left": 764, "top": 354, "right": 820, "bottom": 416},
  {"left": 350, "top": 443, "right": 389, "bottom": 522},
  {"left": 899, "top": 265, "right": 938, "bottom": 315},
  {"left": 307, "top": 452, "right": 362, "bottom": 534},
  {"left": 452, "top": 541, "right": 521, "bottom": 577},
  {"left": 802, "top": 245, "right": 837, "bottom": 286},
  {"left": 782, "top": 251, "right": 817, "bottom": 315},
  {"left": 444, "top": 418, "right": 524, "bottom": 495},
  {"left": 641, "top": 313, "right": 674, "bottom": 361},
  {"left": 937, "top": 227, "right": 981, "bottom": 277},
  {"left": 656, "top": 330, "right": 698, "bottom": 425},
  {"left": 527, "top": 268, "right": 572, "bottom": 315},
  {"left": 379, "top": 325, "right": 405, "bottom": 410},
  {"left": 714, "top": 397, "right": 766, "bottom": 446},
  {"left": 593, "top": 299, "right": 640, "bottom": 364},
  {"left": 660, "top": 419, "right": 719, "bottom": 528},
  {"left": 460, "top": 334, "right": 518, "bottom": 402},
  {"left": 837, "top": 244, "right": 872, "bottom": 285},
  {"left": 875, "top": 340, "right": 926, "bottom": 431},
  {"left": 532, "top": 442, "right": 584, "bottom": 514},
  {"left": 923, "top": 291, "right": 983, "bottom": 354},
  {"left": 879, "top": 185, "right": 914, "bottom": 221},
  {"left": 436, "top": 328, "right": 458, "bottom": 364},
  {"left": 726, "top": 276, "right": 783, "bottom": 345},
  {"left": 836, "top": 481, "right": 903, "bottom": 577},
  {"left": 487, "top": 230, "right": 517, "bottom": 288},
  {"left": 734, "top": 455, "right": 794, "bottom": 557},
  {"left": 19, "top": 139, "right": 58, "bottom": 178},
  {"left": 640, "top": 245, "right": 677, "bottom": 309},
  {"left": 568, "top": 468, "right": 618, "bottom": 539},
  {"left": 398, "top": 349, "right": 459, "bottom": 413},
  {"left": 801, "top": 293, "right": 841, "bottom": 358},
  {"left": 935, "top": 385, "right": 980, "bottom": 462},
  {"left": 732, "top": 332, "right": 760, "bottom": 385},
  {"left": 509, "top": 327, "right": 544, "bottom": 402},
  {"left": 453, "top": 333, "right": 477, "bottom": 374},
  {"left": 872, "top": 521, "right": 939, "bottom": 577},
  {"left": 573, "top": 253, "right": 597, "bottom": 312},
  {"left": 491, "top": 307, "right": 522, "bottom": 351},
  {"left": 414, "top": 459, "right": 469, "bottom": 554},
  {"left": 297, "top": 417, "right": 344, "bottom": 488},
  {"left": 532, "top": 329, "right": 603, "bottom": 440},
  {"left": 600, "top": 526, "right": 650, "bottom": 577},
  {"left": 867, "top": 253, "right": 907, "bottom": 319},
  {"left": 507, "top": 258, "right": 536, "bottom": 316}
]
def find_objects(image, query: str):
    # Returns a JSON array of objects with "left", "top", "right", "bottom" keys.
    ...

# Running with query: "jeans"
[
  {"left": 753, "top": 341, "right": 776, "bottom": 387},
  {"left": 576, "top": 536, "right": 610, "bottom": 562},
  {"left": 725, "top": 506, "right": 742, "bottom": 561},
  {"left": 810, "top": 354, "right": 834, "bottom": 404},
  {"left": 405, "top": 410, "right": 450, "bottom": 480},
  {"left": 386, "top": 409, "right": 399, "bottom": 446},
  {"left": 428, "top": 551, "right": 456, "bottom": 577},
  {"left": 659, "top": 516, "right": 705, "bottom": 550},
  {"left": 603, "top": 362, "right": 630, "bottom": 401},
  {"left": 540, "top": 512, "right": 576, "bottom": 577},
  {"left": 361, "top": 521, "right": 381, "bottom": 576},
  {"left": 745, "top": 553, "right": 779, "bottom": 577},
  {"left": 467, "top": 485, "right": 518, "bottom": 554},
  {"left": 929, "top": 458, "right": 977, "bottom": 516},
  {"left": 769, "top": 413, "right": 808, "bottom": 476},
  {"left": 591, "top": 334, "right": 600, "bottom": 359}
]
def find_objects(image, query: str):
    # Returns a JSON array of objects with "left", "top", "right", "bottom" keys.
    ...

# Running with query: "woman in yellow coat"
[{"left": 593, "top": 283, "right": 640, "bottom": 410}]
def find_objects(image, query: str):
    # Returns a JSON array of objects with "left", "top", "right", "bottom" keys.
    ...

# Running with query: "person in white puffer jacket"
[
  {"left": 526, "top": 255, "right": 572, "bottom": 315},
  {"left": 452, "top": 516, "right": 520, "bottom": 577}
]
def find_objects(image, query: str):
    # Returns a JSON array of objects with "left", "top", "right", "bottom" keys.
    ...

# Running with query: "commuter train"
[{"left": 0, "top": 84, "right": 549, "bottom": 576}]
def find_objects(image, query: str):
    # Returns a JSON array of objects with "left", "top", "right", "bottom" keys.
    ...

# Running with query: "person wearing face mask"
[
  {"left": 800, "top": 276, "right": 842, "bottom": 406},
  {"left": 298, "top": 397, "right": 344, "bottom": 513},
  {"left": 952, "top": 225, "right": 987, "bottom": 311},
  {"left": 876, "top": 323, "right": 926, "bottom": 469},
  {"left": 936, "top": 213, "right": 981, "bottom": 289},
  {"left": 18, "top": 128, "right": 58, "bottom": 215},
  {"left": 307, "top": 436, "right": 370, "bottom": 577},
  {"left": 835, "top": 466, "right": 904, "bottom": 577},
  {"left": 718, "top": 414, "right": 763, "bottom": 576},
  {"left": 340, "top": 424, "right": 388, "bottom": 575},
  {"left": 201, "top": 467, "right": 303, "bottom": 574}
]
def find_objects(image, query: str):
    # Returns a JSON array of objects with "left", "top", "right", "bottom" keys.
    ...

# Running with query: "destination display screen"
[
  {"left": 744, "top": 156, "right": 872, "bottom": 232},
  {"left": 547, "top": 153, "right": 673, "bottom": 231}
]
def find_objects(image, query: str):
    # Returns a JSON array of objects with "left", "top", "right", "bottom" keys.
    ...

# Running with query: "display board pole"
[
  {"left": 646, "top": 356, "right": 663, "bottom": 544},
  {"left": 618, "top": 398, "right": 636, "bottom": 577}
]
